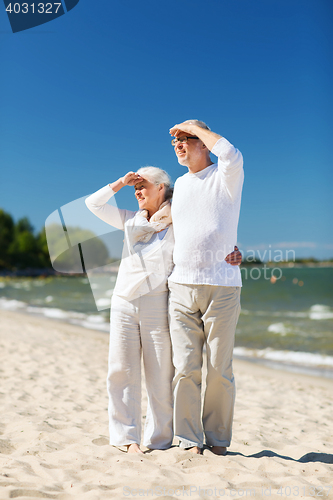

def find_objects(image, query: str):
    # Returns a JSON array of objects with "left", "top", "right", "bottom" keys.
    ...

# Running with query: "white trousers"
[
  {"left": 107, "top": 292, "right": 173, "bottom": 449},
  {"left": 168, "top": 283, "right": 241, "bottom": 449}
]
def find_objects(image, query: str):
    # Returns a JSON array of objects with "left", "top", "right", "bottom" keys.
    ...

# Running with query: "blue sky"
[{"left": 1, "top": 0, "right": 332, "bottom": 259}]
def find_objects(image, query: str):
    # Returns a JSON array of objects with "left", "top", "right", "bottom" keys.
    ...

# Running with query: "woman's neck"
[{"left": 147, "top": 199, "right": 165, "bottom": 219}]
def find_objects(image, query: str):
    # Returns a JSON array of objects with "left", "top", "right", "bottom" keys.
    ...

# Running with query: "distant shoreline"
[
  {"left": 241, "top": 261, "right": 333, "bottom": 268},
  {"left": 1, "top": 261, "right": 333, "bottom": 277}
]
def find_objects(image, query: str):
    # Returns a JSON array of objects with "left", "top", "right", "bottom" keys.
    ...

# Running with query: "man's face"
[{"left": 173, "top": 134, "right": 205, "bottom": 167}]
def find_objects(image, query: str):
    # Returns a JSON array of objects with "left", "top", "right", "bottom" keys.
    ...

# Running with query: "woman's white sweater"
[{"left": 85, "top": 186, "right": 174, "bottom": 300}]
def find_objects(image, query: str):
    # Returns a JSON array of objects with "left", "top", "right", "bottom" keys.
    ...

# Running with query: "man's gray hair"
[
  {"left": 184, "top": 119, "right": 211, "bottom": 131},
  {"left": 137, "top": 166, "right": 173, "bottom": 201}
]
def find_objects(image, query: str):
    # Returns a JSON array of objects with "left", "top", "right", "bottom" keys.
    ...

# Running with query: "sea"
[{"left": 1, "top": 266, "right": 332, "bottom": 379}]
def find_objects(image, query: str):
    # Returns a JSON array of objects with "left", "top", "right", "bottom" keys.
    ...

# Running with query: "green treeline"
[
  {"left": 0, "top": 209, "right": 51, "bottom": 270},
  {"left": 0, "top": 208, "right": 112, "bottom": 272}
]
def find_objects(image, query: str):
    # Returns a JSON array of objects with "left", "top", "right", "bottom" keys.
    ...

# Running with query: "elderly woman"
[
  {"left": 85, "top": 168, "right": 174, "bottom": 454},
  {"left": 85, "top": 168, "right": 241, "bottom": 454}
]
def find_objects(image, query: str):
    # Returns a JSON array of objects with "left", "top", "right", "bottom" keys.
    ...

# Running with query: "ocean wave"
[
  {"left": 86, "top": 314, "right": 105, "bottom": 324},
  {"left": 0, "top": 298, "right": 26, "bottom": 309},
  {"left": 234, "top": 346, "right": 333, "bottom": 369},
  {"left": 309, "top": 304, "right": 333, "bottom": 320},
  {"left": 73, "top": 319, "right": 109, "bottom": 332},
  {"left": 41, "top": 307, "right": 73, "bottom": 320},
  {"left": 0, "top": 297, "right": 109, "bottom": 332},
  {"left": 240, "top": 304, "right": 333, "bottom": 320},
  {"left": 32, "top": 281, "right": 46, "bottom": 287},
  {"left": 267, "top": 323, "right": 292, "bottom": 336},
  {"left": 95, "top": 298, "right": 111, "bottom": 308}
]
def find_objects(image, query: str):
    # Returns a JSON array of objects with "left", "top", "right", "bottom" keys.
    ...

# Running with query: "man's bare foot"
[
  {"left": 126, "top": 443, "right": 144, "bottom": 454},
  {"left": 211, "top": 446, "right": 227, "bottom": 456},
  {"left": 186, "top": 446, "right": 202, "bottom": 454}
]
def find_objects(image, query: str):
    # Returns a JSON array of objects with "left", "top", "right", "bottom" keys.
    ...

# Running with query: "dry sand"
[{"left": 0, "top": 310, "right": 332, "bottom": 500}]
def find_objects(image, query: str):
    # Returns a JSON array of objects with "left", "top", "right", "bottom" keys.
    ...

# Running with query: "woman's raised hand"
[
  {"left": 109, "top": 172, "right": 144, "bottom": 193},
  {"left": 122, "top": 172, "right": 144, "bottom": 187}
]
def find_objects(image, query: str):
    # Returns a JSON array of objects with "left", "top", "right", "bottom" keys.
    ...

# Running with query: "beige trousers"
[{"left": 168, "top": 282, "right": 241, "bottom": 448}]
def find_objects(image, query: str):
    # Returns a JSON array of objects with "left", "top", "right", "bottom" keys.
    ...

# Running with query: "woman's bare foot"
[
  {"left": 126, "top": 443, "right": 144, "bottom": 454},
  {"left": 186, "top": 446, "right": 202, "bottom": 454},
  {"left": 211, "top": 446, "right": 227, "bottom": 456}
]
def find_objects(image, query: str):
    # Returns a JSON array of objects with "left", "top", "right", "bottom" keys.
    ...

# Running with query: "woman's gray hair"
[{"left": 137, "top": 166, "right": 173, "bottom": 201}]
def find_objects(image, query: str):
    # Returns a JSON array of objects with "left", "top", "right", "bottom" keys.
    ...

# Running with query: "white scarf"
[{"left": 126, "top": 201, "right": 172, "bottom": 245}]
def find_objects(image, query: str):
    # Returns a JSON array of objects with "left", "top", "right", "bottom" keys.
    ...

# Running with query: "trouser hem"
[
  {"left": 205, "top": 441, "right": 230, "bottom": 448},
  {"left": 179, "top": 438, "right": 203, "bottom": 449}
]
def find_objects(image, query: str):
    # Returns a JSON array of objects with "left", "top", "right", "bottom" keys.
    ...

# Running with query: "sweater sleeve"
[
  {"left": 85, "top": 185, "right": 136, "bottom": 230},
  {"left": 211, "top": 137, "right": 244, "bottom": 201}
]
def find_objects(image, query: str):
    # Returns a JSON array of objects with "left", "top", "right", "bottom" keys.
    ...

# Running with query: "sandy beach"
[{"left": 0, "top": 310, "right": 332, "bottom": 500}]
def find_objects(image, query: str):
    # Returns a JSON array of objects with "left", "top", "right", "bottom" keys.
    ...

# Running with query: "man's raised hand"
[{"left": 169, "top": 121, "right": 197, "bottom": 138}]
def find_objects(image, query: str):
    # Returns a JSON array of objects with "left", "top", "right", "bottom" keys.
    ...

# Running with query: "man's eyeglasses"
[{"left": 171, "top": 136, "right": 199, "bottom": 146}]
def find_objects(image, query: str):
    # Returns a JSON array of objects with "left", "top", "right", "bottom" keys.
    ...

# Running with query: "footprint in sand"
[
  {"left": 8, "top": 490, "right": 57, "bottom": 499},
  {"left": 92, "top": 437, "right": 109, "bottom": 446},
  {"left": 0, "top": 439, "right": 15, "bottom": 454}
]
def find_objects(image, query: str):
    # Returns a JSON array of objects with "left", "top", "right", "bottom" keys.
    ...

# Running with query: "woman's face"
[{"left": 134, "top": 178, "right": 164, "bottom": 214}]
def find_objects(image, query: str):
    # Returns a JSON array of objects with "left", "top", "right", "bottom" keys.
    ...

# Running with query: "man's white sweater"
[{"left": 168, "top": 137, "right": 244, "bottom": 287}]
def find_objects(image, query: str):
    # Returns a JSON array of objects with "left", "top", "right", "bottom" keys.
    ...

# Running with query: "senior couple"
[{"left": 85, "top": 120, "right": 244, "bottom": 455}]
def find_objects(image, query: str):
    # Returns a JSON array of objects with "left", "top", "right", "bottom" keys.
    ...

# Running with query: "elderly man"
[{"left": 168, "top": 119, "right": 244, "bottom": 455}]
